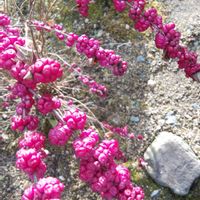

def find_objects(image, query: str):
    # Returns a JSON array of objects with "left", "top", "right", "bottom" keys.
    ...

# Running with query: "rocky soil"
[{"left": 0, "top": 0, "right": 199, "bottom": 200}]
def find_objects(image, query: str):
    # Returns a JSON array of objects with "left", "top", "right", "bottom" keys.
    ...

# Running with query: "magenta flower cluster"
[
  {"left": 1, "top": 13, "right": 144, "bottom": 200},
  {"left": 7, "top": 57, "right": 62, "bottom": 89},
  {"left": 11, "top": 115, "right": 39, "bottom": 132},
  {"left": 78, "top": 74, "right": 108, "bottom": 97},
  {"left": 22, "top": 177, "right": 64, "bottom": 200},
  {"left": 66, "top": 32, "right": 79, "bottom": 47},
  {"left": 117, "top": 0, "right": 200, "bottom": 78},
  {"left": 48, "top": 123, "right": 73, "bottom": 146},
  {"left": 16, "top": 131, "right": 47, "bottom": 180},
  {"left": 0, "top": 15, "right": 25, "bottom": 71},
  {"left": 63, "top": 109, "right": 87, "bottom": 130},
  {"left": 32, "top": 20, "right": 128, "bottom": 76},
  {"left": 48, "top": 109, "right": 87, "bottom": 146},
  {"left": 128, "top": 0, "right": 145, "bottom": 20},
  {"left": 75, "top": 0, "right": 91, "bottom": 17},
  {"left": 18, "top": 131, "right": 46, "bottom": 150},
  {"left": 73, "top": 129, "right": 144, "bottom": 200},
  {"left": 15, "top": 94, "right": 34, "bottom": 115},
  {"left": 75, "top": 0, "right": 200, "bottom": 79},
  {"left": 155, "top": 23, "right": 181, "bottom": 59},
  {"left": 73, "top": 128, "right": 99, "bottom": 158},
  {"left": 113, "top": 0, "right": 127, "bottom": 12},
  {"left": 37, "top": 94, "right": 61, "bottom": 115},
  {"left": 76, "top": 34, "right": 100, "bottom": 58},
  {"left": 9, "top": 83, "right": 39, "bottom": 131},
  {"left": 31, "top": 58, "right": 63, "bottom": 84},
  {"left": 16, "top": 148, "right": 47, "bottom": 181},
  {"left": 69, "top": 63, "right": 108, "bottom": 97},
  {"left": 11, "top": 82, "right": 29, "bottom": 98},
  {"left": 103, "top": 122, "right": 129, "bottom": 137},
  {"left": 0, "top": 13, "right": 10, "bottom": 26}
]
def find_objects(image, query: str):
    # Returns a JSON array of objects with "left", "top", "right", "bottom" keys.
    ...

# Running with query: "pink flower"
[
  {"left": 37, "top": 93, "right": 61, "bottom": 115},
  {"left": 16, "top": 148, "right": 46, "bottom": 181},
  {"left": 19, "top": 131, "right": 46, "bottom": 150},
  {"left": 22, "top": 177, "right": 64, "bottom": 200},
  {"left": 0, "top": 13, "right": 11, "bottom": 26},
  {"left": 63, "top": 109, "right": 87, "bottom": 130},
  {"left": 31, "top": 58, "right": 63, "bottom": 84},
  {"left": 48, "top": 123, "right": 72, "bottom": 146}
]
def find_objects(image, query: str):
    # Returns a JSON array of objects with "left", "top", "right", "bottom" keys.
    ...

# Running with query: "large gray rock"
[{"left": 144, "top": 132, "right": 200, "bottom": 195}]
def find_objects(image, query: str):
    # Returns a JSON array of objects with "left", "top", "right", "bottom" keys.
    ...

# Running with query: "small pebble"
[
  {"left": 136, "top": 55, "right": 145, "bottom": 62},
  {"left": 150, "top": 189, "right": 161, "bottom": 199},
  {"left": 192, "top": 103, "right": 200, "bottom": 110},
  {"left": 165, "top": 111, "right": 177, "bottom": 125},
  {"left": 97, "top": 30, "right": 103, "bottom": 37},
  {"left": 130, "top": 116, "right": 140, "bottom": 123},
  {"left": 84, "top": 18, "right": 89, "bottom": 23},
  {"left": 59, "top": 176, "right": 65, "bottom": 181},
  {"left": 165, "top": 115, "right": 177, "bottom": 125},
  {"left": 148, "top": 79, "right": 156, "bottom": 87},
  {"left": 125, "top": 24, "right": 130, "bottom": 30}
]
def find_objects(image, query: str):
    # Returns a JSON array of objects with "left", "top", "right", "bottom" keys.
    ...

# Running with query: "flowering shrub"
[
  {"left": 3, "top": 1, "right": 198, "bottom": 199},
  {"left": 22, "top": 177, "right": 65, "bottom": 200},
  {"left": 75, "top": 0, "right": 200, "bottom": 80},
  {"left": 0, "top": 12, "right": 143, "bottom": 200}
]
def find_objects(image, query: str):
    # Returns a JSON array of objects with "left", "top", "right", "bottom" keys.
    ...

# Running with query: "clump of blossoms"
[
  {"left": 63, "top": 108, "right": 87, "bottom": 130},
  {"left": 1, "top": 13, "right": 144, "bottom": 200},
  {"left": 103, "top": 122, "right": 129, "bottom": 137},
  {"left": 16, "top": 147, "right": 47, "bottom": 181},
  {"left": 37, "top": 94, "right": 61, "bottom": 115},
  {"left": 31, "top": 58, "right": 63, "bottom": 84},
  {"left": 122, "top": 0, "right": 200, "bottom": 78},
  {"left": 113, "top": 0, "right": 127, "bottom": 12},
  {"left": 16, "top": 131, "right": 47, "bottom": 181},
  {"left": 75, "top": 0, "right": 91, "bottom": 17},
  {"left": 32, "top": 20, "right": 128, "bottom": 77},
  {"left": 73, "top": 129, "right": 144, "bottom": 199},
  {"left": 18, "top": 131, "right": 46, "bottom": 150},
  {"left": 11, "top": 114, "right": 39, "bottom": 132},
  {"left": 75, "top": 0, "right": 200, "bottom": 80},
  {"left": 69, "top": 63, "right": 108, "bottom": 97},
  {"left": 78, "top": 74, "right": 108, "bottom": 97},
  {"left": 22, "top": 177, "right": 65, "bottom": 200},
  {"left": 48, "top": 123, "right": 73, "bottom": 146}
]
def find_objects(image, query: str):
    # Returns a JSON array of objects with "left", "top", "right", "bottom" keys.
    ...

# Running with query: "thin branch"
[
  {"left": 39, "top": 30, "right": 45, "bottom": 56},
  {"left": 126, "top": 1, "right": 200, "bottom": 83},
  {"left": 29, "top": 88, "right": 65, "bottom": 123},
  {"left": 29, "top": 27, "right": 40, "bottom": 58},
  {"left": 45, "top": 0, "right": 57, "bottom": 19},
  {"left": 28, "top": 0, "right": 35, "bottom": 20}
]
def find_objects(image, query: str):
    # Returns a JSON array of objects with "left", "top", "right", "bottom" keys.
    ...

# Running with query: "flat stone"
[
  {"left": 147, "top": 79, "right": 156, "bottom": 87},
  {"left": 192, "top": 103, "right": 200, "bottom": 110},
  {"left": 165, "top": 111, "right": 177, "bottom": 125},
  {"left": 97, "top": 30, "right": 103, "bottom": 37},
  {"left": 150, "top": 189, "right": 161, "bottom": 199},
  {"left": 165, "top": 115, "right": 177, "bottom": 125},
  {"left": 136, "top": 55, "right": 145, "bottom": 62},
  {"left": 130, "top": 116, "right": 140, "bottom": 123},
  {"left": 125, "top": 24, "right": 130, "bottom": 30},
  {"left": 144, "top": 132, "right": 200, "bottom": 195}
]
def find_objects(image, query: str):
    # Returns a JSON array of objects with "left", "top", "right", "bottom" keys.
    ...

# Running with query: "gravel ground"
[{"left": 0, "top": 0, "right": 199, "bottom": 199}]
